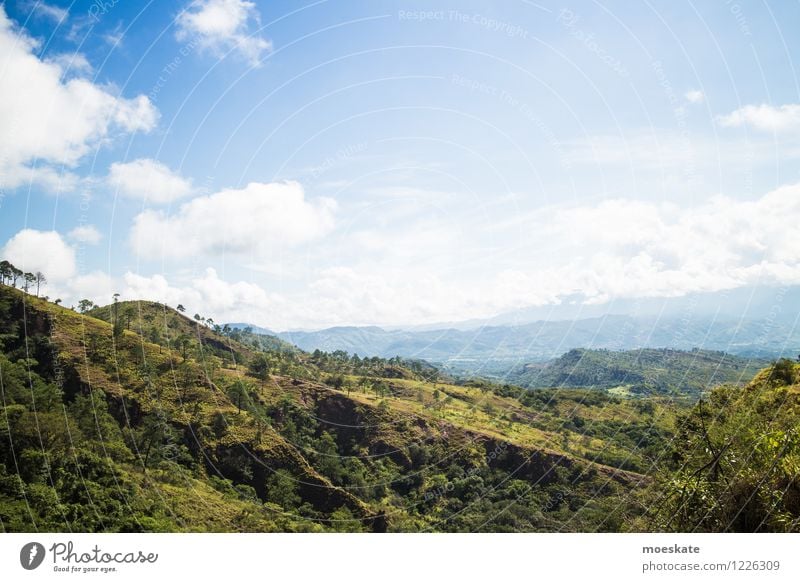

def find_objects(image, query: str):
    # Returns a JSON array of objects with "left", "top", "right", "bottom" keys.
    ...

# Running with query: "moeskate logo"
[{"left": 20, "top": 542, "right": 46, "bottom": 570}]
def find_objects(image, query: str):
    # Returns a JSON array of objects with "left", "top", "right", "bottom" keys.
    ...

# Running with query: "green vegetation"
[
  {"left": 638, "top": 359, "right": 800, "bottom": 532},
  {"left": 507, "top": 347, "right": 767, "bottom": 397},
  {"left": 1, "top": 276, "right": 798, "bottom": 532}
]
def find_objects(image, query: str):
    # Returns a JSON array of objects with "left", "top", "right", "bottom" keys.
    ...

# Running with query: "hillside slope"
[
  {"left": 639, "top": 358, "right": 800, "bottom": 532},
  {"left": 0, "top": 286, "right": 673, "bottom": 532}
]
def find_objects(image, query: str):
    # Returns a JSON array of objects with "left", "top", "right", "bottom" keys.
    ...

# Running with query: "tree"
[
  {"left": 248, "top": 354, "right": 271, "bottom": 381},
  {"left": 112, "top": 293, "right": 124, "bottom": 339},
  {"left": 228, "top": 381, "right": 250, "bottom": 414},
  {"left": 53, "top": 298, "right": 62, "bottom": 306},
  {"left": 34, "top": 271, "right": 46, "bottom": 296},
  {"left": 134, "top": 412, "right": 176, "bottom": 474},
  {"left": 176, "top": 304, "right": 185, "bottom": 313},
  {"left": 78, "top": 299, "right": 94, "bottom": 313},
  {"left": 325, "top": 374, "right": 345, "bottom": 391},
  {"left": 23, "top": 272, "right": 35, "bottom": 293},
  {"left": 176, "top": 335, "right": 191, "bottom": 361},
  {"left": 0, "top": 260, "right": 12, "bottom": 285},
  {"left": 768, "top": 358, "right": 796, "bottom": 386},
  {"left": 265, "top": 469, "right": 301, "bottom": 509},
  {"left": 10, "top": 266, "right": 22, "bottom": 288}
]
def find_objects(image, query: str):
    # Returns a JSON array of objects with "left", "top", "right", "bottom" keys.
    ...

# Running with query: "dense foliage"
[{"left": 640, "top": 359, "right": 800, "bottom": 532}]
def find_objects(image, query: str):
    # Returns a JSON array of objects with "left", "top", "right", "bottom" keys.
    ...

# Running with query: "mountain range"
[{"left": 230, "top": 313, "right": 799, "bottom": 377}]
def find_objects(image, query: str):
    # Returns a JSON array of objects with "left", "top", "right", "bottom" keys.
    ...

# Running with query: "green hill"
[
  {"left": 637, "top": 358, "right": 800, "bottom": 532},
  {"left": 1, "top": 285, "right": 797, "bottom": 532},
  {"left": 508, "top": 348, "right": 767, "bottom": 396}
]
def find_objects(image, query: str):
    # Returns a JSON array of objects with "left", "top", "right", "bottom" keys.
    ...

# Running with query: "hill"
[
  {"left": 637, "top": 358, "right": 800, "bottom": 532},
  {"left": 504, "top": 348, "right": 768, "bottom": 396},
  {"left": 2, "top": 284, "right": 798, "bottom": 532},
  {"left": 0, "top": 285, "right": 671, "bottom": 532}
]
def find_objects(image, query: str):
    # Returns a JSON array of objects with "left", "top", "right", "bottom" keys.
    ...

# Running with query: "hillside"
[
  {"left": 505, "top": 348, "right": 768, "bottom": 396},
  {"left": 637, "top": 358, "right": 800, "bottom": 532},
  {"left": 3, "top": 285, "right": 798, "bottom": 532},
  {"left": 0, "top": 286, "right": 677, "bottom": 532}
]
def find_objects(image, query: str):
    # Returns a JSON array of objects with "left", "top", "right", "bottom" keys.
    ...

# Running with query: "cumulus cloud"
[
  {"left": 521, "top": 183, "right": 800, "bottom": 302},
  {"left": 117, "top": 179, "right": 800, "bottom": 328},
  {"left": 28, "top": 1, "right": 68, "bottom": 24},
  {"left": 717, "top": 103, "right": 800, "bottom": 132},
  {"left": 122, "top": 268, "right": 278, "bottom": 320},
  {"left": 130, "top": 181, "right": 336, "bottom": 260},
  {"left": 289, "top": 183, "right": 800, "bottom": 326},
  {"left": 45, "top": 52, "right": 93, "bottom": 76},
  {"left": 1, "top": 228, "right": 115, "bottom": 305},
  {"left": 685, "top": 89, "right": 704, "bottom": 104},
  {"left": 0, "top": 6, "right": 158, "bottom": 192},
  {"left": 2, "top": 229, "right": 76, "bottom": 280},
  {"left": 108, "top": 158, "right": 193, "bottom": 203},
  {"left": 175, "top": 0, "right": 271, "bottom": 66},
  {"left": 68, "top": 225, "right": 102, "bottom": 244}
]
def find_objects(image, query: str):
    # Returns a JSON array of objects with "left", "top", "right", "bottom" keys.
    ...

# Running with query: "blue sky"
[{"left": 2, "top": 0, "right": 800, "bottom": 329}]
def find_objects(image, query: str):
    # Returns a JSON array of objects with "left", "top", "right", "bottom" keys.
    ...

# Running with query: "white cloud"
[
  {"left": 685, "top": 89, "right": 704, "bottom": 104},
  {"left": 45, "top": 52, "right": 93, "bottom": 76},
  {"left": 28, "top": 1, "right": 68, "bottom": 24},
  {"left": 108, "top": 158, "right": 193, "bottom": 203},
  {"left": 66, "top": 271, "right": 115, "bottom": 305},
  {"left": 523, "top": 183, "right": 800, "bottom": 301},
  {"left": 126, "top": 181, "right": 800, "bottom": 328},
  {"left": 68, "top": 225, "right": 102, "bottom": 244},
  {"left": 2, "top": 229, "right": 76, "bottom": 280},
  {"left": 289, "top": 183, "right": 800, "bottom": 327},
  {"left": 717, "top": 103, "right": 800, "bottom": 132},
  {"left": 175, "top": 0, "right": 271, "bottom": 66},
  {"left": 0, "top": 6, "right": 158, "bottom": 192},
  {"left": 1, "top": 228, "right": 115, "bottom": 305},
  {"left": 130, "top": 181, "right": 336, "bottom": 260},
  {"left": 122, "top": 268, "right": 277, "bottom": 320}
]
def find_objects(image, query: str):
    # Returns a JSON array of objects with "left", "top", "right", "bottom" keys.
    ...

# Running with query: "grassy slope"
[{"left": 1, "top": 287, "right": 683, "bottom": 532}]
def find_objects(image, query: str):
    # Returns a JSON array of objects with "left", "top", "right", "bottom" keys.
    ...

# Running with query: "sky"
[{"left": 1, "top": 0, "right": 800, "bottom": 330}]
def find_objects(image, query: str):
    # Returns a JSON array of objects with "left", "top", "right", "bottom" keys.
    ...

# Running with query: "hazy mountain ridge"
[{"left": 231, "top": 315, "right": 800, "bottom": 370}]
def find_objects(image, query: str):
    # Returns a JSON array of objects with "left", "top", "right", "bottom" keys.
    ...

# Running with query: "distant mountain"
[{"left": 237, "top": 315, "right": 800, "bottom": 374}]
